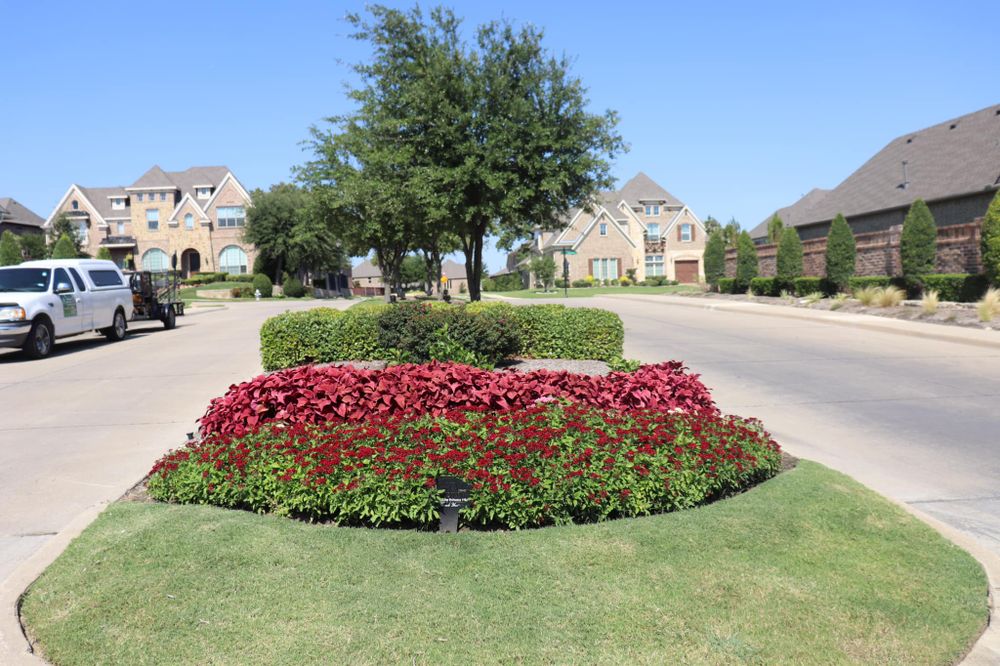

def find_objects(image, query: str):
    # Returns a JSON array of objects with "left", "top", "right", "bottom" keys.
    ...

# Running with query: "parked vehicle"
[{"left": 0, "top": 259, "right": 134, "bottom": 359}]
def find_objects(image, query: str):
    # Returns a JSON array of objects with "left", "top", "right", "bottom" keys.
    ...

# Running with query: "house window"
[
  {"left": 185, "top": 213, "right": 194, "bottom": 230},
  {"left": 71, "top": 200, "right": 79, "bottom": 210},
  {"left": 599, "top": 222, "right": 608, "bottom": 236},
  {"left": 146, "top": 209, "right": 159, "bottom": 230},
  {"left": 645, "top": 204, "right": 660, "bottom": 216},
  {"left": 217, "top": 206, "right": 246, "bottom": 228},
  {"left": 680, "top": 223, "right": 693, "bottom": 242},
  {"left": 136, "top": 193, "right": 143, "bottom": 202},
  {"left": 111, "top": 198, "right": 125, "bottom": 210},
  {"left": 219, "top": 245, "right": 248, "bottom": 274},
  {"left": 117, "top": 222, "right": 125, "bottom": 235},
  {"left": 197, "top": 187, "right": 212, "bottom": 199},
  {"left": 142, "top": 248, "right": 169, "bottom": 272},
  {"left": 74, "top": 220, "right": 88, "bottom": 244},
  {"left": 160, "top": 192, "right": 168, "bottom": 202},
  {"left": 647, "top": 223, "right": 660, "bottom": 241},
  {"left": 593, "top": 258, "right": 619, "bottom": 281},
  {"left": 645, "top": 254, "right": 664, "bottom": 276}
]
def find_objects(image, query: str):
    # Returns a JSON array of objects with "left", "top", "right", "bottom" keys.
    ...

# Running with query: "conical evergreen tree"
[
  {"left": 703, "top": 230, "right": 726, "bottom": 286},
  {"left": 825, "top": 214, "right": 855, "bottom": 290},
  {"left": 981, "top": 189, "right": 1000, "bottom": 285},
  {"left": 900, "top": 198, "right": 937, "bottom": 283},
  {"left": 51, "top": 233, "right": 77, "bottom": 259},
  {"left": 775, "top": 226, "right": 803, "bottom": 285},
  {"left": 735, "top": 231, "right": 758, "bottom": 288}
]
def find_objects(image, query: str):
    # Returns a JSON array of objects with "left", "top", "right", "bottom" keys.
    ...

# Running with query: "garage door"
[{"left": 675, "top": 260, "right": 700, "bottom": 284}]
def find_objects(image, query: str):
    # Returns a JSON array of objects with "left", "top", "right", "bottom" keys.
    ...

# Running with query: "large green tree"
[
  {"left": 983, "top": 189, "right": 1000, "bottom": 285},
  {"left": 0, "top": 231, "right": 22, "bottom": 265},
  {"left": 304, "top": 6, "right": 624, "bottom": 301},
  {"left": 775, "top": 226, "right": 804, "bottom": 284},
  {"left": 900, "top": 198, "right": 937, "bottom": 283},
  {"left": 703, "top": 216, "right": 721, "bottom": 236},
  {"left": 703, "top": 230, "right": 726, "bottom": 287},
  {"left": 825, "top": 213, "right": 856, "bottom": 290},
  {"left": 767, "top": 214, "right": 784, "bottom": 244},
  {"left": 244, "top": 183, "right": 344, "bottom": 284},
  {"left": 735, "top": 231, "right": 758, "bottom": 288}
]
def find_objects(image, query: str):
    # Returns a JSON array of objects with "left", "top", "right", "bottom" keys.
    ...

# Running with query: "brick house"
[
  {"left": 749, "top": 104, "right": 1000, "bottom": 248},
  {"left": 43, "top": 165, "right": 255, "bottom": 276},
  {"left": 0, "top": 198, "right": 45, "bottom": 239},
  {"left": 514, "top": 172, "right": 706, "bottom": 285}
]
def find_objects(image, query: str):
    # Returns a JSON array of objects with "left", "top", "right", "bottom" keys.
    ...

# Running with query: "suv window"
[
  {"left": 53, "top": 268, "right": 74, "bottom": 293},
  {"left": 67, "top": 267, "right": 87, "bottom": 291},
  {"left": 88, "top": 269, "right": 123, "bottom": 287}
]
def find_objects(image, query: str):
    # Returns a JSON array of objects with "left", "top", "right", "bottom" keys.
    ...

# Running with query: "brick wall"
[{"left": 726, "top": 218, "right": 983, "bottom": 278}]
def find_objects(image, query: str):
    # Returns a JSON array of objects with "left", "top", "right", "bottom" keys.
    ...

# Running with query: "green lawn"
[
  {"left": 21, "top": 461, "right": 985, "bottom": 665},
  {"left": 178, "top": 281, "right": 251, "bottom": 301},
  {"left": 490, "top": 284, "right": 701, "bottom": 298}
]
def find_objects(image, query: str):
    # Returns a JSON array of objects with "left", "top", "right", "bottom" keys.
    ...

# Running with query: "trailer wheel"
[{"left": 162, "top": 305, "right": 176, "bottom": 330}]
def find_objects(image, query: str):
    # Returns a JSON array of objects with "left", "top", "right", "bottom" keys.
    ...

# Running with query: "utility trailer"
[{"left": 126, "top": 270, "right": 184, "bottom": 329}]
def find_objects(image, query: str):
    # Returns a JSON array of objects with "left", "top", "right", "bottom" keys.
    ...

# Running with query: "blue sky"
[{"left": 2, "top": 0, "right": 997, "bottom": 272}]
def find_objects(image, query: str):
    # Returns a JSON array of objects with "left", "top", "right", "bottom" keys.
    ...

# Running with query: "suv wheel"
[{"left": 23, "top": 319, "right": 54, "bottom": 359}]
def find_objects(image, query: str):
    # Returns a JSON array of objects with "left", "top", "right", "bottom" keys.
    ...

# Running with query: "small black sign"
[{"left": 436, "top": 475, "right": 471, "bottom": 533}]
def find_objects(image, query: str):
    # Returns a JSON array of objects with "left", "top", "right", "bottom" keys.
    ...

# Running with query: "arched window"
[
  {"left": 219, "top": 245, "right": 248, "bottom": 275},
  {"left": 142, "top": 248, "right": 169, "bottom": 272},
  {"left": 71, "top": 200, "right": 79, "bottom": 210},
  {"left": 184, "top": 213, "right": 194, "bottom": 230}
]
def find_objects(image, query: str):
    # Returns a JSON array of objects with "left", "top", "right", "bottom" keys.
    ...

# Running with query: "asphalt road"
[
  {"left": 0, "top": 300, "right": 335, "bottom": 587},
  {"left": 585, "top": 294, "right": 1000, "bottom": 556}
]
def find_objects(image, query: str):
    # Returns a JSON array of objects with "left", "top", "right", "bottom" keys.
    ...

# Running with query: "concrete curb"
[
  {"left": 0, "top": 501, "right": 112, "bottom": 665},
  {"left": 622, "top": 294, "right": 1000, "bottom": 350}
]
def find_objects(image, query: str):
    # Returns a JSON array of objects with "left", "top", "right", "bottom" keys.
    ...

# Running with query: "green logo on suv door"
[{"left": 60, "top": 294, "right": 77, "bottom": 317}]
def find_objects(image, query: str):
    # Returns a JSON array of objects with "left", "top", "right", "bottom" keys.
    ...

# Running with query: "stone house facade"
[
  {"left": 514, "top": 172, "right": 706, "bottom": 285},
  {"left": 43, "top": 165, "right": 255, "bottom": 276}
]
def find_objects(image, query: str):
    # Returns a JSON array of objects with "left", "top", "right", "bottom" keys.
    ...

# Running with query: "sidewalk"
[{"left": 640, "top": 294, "right": 1000, "bottom": 350}]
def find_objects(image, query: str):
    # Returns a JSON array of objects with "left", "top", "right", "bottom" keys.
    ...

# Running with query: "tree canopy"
[
  {"left": 703, "top": 230, "right": 726, "bottom": 287},
  {"left": 300, "top": 5, "right": 624, "bottom": 300},
  {"left": 0, "top": 231, "right": 22, "bottom": 266},
  {"left": 735, "top": 231, "right": 758, "bottom": 288},
  {"left": 900, "top": 198, "right": 937, "bottom": 283},
  {"left": 825, "top": 214, "right": 856, "bottom": 290},
  {"left": 48, "top": 213, "right": 86, "bottom": 257},
  {"left": 51, "top": 234, "right": 77, "bottom": 259},
  {"left": 775, "top": 226, "right": 803, "bottom": 283}
]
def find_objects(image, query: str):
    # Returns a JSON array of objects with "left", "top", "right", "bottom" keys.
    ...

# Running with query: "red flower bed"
[
  {"left": 149, "top": 402, "right": 780, "bottom": 529},
  {"left": 199, "top": 362, "right": 717, "bottom": 437}
]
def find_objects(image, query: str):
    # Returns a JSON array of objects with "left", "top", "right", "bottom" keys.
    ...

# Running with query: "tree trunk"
[
  {"left": 274, "top": 255, "right": 284, "bottom": 285},
  {"left": 462, "top": 227, "right": 485, "bottom": 302}
]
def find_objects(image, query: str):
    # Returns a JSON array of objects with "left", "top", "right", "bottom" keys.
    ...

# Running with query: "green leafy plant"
[
  {"left": 919, "top": 274, "right": 988, "bottom": 302},
  {"left": 825, "top": 214, "right": 856, "bottom": 291},
  {"left": 830, "top": 293, "right": 849, "bottom": 310},
  {"left": 607, "top": 357, "right": 641, "bottom": 372},
  {"left": 749, "top": 277, "right": 779, "bottom": 297},
  {"left": 793, "top": 277, "right": 826, "bottom": 297},
  {"left": 283, "top": 275, "right": 306, "bottom": 298},
  {"left": 0, "top": 230, "right": 21, "bottom": 266},
  {"left": 252, "top": 273, "right": 274, "bottom": 298},
  {"left": 802, "top": 291, "right": 824, "bottom": 306},
  {"left": 95, "top": 246, "right": 113, "bottom": 261},
  {"left": 716, "top": 277, "right": 738, "bottom": 294},
  {"left": 50, "top": 233, "right": 77, "bottom": 260},
  {"left": 427, "top": 323, "right": 493, "bottom": 368}
]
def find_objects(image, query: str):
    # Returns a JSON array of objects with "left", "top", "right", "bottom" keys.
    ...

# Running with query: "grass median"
[
  {"left": 21, "top": 461, "right": 986, "bottom": 665},
  {"left": 490, "top": 284, "right": 700, "bottom": 298}
]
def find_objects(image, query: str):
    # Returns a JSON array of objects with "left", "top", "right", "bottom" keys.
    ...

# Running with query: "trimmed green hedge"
[
  {"left": 749, "top": 277, "right": 781, "bottom": 296},
  {"left": 261, "top": 302, "right": 624, "bottom": 371},
  {"left": 793, "top": 277, "right": 829, "bottom": 297},
  {"left": 920, "top": 274, "right": 989, "bottom": 302},
  {"left": 717, "top": 278, "right": 738, "bottom": 294}
]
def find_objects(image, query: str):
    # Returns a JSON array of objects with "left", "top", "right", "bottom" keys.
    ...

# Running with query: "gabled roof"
[
  {"left": 0, "top": 198, "right": 44, "bottom": 228},
  {"left": 618, "top": 171, "right": 685, "bottom": 208},
  {"left": 128, "top": 165, "right": 177, "bottom": 190},
  {"left": 441, "top": 259, "right": 467, "bottom": 279},
  {"left": 753, "top": 103, "right": 1000, "bottom": 239},
  {"left": 77, "top": 186, "right": 130, "bottom": 222},
  {"left": 352, "top": 258, "right": 382, "bottom": 279},
  {"left": 749, "top": 188, "right": 829, "bottom": 239}
]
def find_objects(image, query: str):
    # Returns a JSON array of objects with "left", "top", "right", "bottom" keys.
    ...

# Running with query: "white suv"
[{"left": 0, "top": 259, "right": 134, "bottom": 359}]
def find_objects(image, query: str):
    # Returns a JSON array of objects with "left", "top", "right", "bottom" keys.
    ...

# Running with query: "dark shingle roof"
[
  {"left": 749, "top": 188, "right": 829, "bottom": 239},
  {"left": 617, "top": 171, "right": 684, "bottom": 207},
  {"left": 129, "top": 165, "right": 177, "bottom": 189},
  {"left": 754, "top": 103, "right": 1000, "bottom": 239},
  {"left": 72, "top": 166, "right": 232, "bottom": 223},
  {"left": 0, "top": 198, "right": 44, "bottom": 228},
  {"left": 77, "top": 187, "right": 130, "bottom": 222}
]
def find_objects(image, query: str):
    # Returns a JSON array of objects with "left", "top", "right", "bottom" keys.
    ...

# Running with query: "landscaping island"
[{"left": 19, "top": 302, "right": 988, "bottom": 664}]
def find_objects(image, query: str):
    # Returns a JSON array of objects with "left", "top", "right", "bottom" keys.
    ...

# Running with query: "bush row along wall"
[{"left": 725, "top": 219, "right": 984, "bottom": 279}]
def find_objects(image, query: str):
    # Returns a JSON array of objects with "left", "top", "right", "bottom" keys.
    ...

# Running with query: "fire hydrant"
[{"left": 254, "top": 288, "right": 262, "bottom": 301}]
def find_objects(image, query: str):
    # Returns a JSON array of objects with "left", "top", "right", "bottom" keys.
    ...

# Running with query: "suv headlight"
[{"left": 0, "top": 306, "right": 27, "bottom": 322}]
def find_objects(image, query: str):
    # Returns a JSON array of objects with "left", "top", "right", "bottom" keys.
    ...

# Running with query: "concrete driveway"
[
  {"left": 576, "top": 294, "right": 1000, "bottom": 557},
  {"left": 0, "top": 300, "right": 342, "bottom": 588}
]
